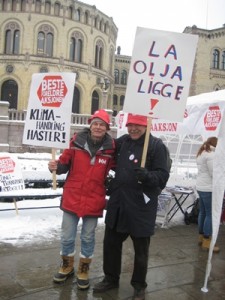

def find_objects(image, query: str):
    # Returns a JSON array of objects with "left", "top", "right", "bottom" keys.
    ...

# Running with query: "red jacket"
[{"left": 57, "top": 128, "right": 115, "bottom": 217}]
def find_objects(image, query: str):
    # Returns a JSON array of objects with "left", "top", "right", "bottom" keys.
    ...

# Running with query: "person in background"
[
  {"left": 196, "top": 136, "right": 219, "bottom": 253},
  {"left": 93, "top": 114, "right": 170, "bottom": 300},
  {"left": 48, "top": 109, "right": 115, "bottom": 289}
]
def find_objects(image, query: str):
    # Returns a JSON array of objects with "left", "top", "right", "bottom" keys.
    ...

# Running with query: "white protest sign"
[
  {"left": 23, "top": 73, "right": 76, "bottom": 149},
  {"left": 118, "top": 91, "right": 225, "bottom": 138},
  {"left": 0, "top": 155, "right": 25, "bottom": 192},
  {"left": 123, "top": 27, "right": 198, "bottom": 122}
]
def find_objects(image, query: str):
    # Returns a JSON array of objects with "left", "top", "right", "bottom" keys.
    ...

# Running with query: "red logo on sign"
[
  {"left": 118, "top": 113, "right": 124, "bottom": 129},
  {"left": 37, "top": 75, "right": 68, "bottom": 107},
  {"left": 0, "top": 157, "right": 15, "bottom": 173},
  {"left": 204, "top": 105, "right": 221, "bottom": 131}
]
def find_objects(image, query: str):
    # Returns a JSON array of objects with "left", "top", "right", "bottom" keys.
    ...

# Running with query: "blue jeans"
[
  {"left": 197, "top": 191, "right": 212, "bottom": 237},
  {"left": 60, "top": 211, "right": 98, "bottom": 257}
]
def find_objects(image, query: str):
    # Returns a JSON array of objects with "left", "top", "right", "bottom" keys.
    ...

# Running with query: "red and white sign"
[
  {"left": 0, "top": 155, "right": 24, "bottom": 192},
  {"left": 0, "top": 156, "right": 15, "bottom": 173},
  {"left": 117, "top": 90, "right": 225, "bottom": 138},
  {"left": 204, "top": 105, "right": 221, "bottom": 131},
  {"left": 23, "top": 73, "right": 76, "bottom": 149},
  {"left": 123, "top": 27, "right": 198, "bottom": 122}
]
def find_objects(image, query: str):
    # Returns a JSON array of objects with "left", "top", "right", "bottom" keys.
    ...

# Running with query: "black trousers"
[{"left": 103, "top": 225, "right": 150, "bottom": 289}]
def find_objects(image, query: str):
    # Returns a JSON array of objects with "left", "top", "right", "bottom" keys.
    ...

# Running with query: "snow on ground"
[
  {"left": 0, "top": 152, "right": 195, "bottom": 246},
  {"left": 0, "top": 198, "right": 106, "bottom": 246}
]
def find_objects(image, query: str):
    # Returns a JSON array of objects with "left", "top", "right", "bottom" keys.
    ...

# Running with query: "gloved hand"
[{"left": 134, "top": 167, "right": 149, "bottom": 183}]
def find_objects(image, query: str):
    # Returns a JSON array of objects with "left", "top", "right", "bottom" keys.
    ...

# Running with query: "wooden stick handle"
[
  {"left": 141, "top": 117, "right": 152, "bottom": 168},
  {"left": 51, "top": 148, "right": 57, "bottom": 190}
]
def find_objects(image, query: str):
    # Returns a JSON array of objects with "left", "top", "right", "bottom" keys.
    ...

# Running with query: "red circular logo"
[
  {"left": 204, "top": 105, "right": 221, "bottom": 131},
  {"left": 37, "top": 75, "right": 68, "bottom": 107}
]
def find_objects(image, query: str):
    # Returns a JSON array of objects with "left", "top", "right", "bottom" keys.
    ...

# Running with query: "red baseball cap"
[
  {"left": 88, "top": 109, "right": 110, "bottom": 129},
  {"left": 126, "top": 114, "right": 147, "bottom": 126}
]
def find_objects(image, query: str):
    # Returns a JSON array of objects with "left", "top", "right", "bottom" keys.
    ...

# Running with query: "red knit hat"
[
  {"left": 126, "top": 114, "right": 147, "bottom": 126},
  {"left": 88, "top": 109, "right": 110, "bottom": 129}
]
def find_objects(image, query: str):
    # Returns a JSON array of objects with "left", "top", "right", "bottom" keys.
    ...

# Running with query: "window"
[
  {"left": 45, "top": 1, "right": 51, "bottom": 14},
  {"left": 94, "top": 16, "right": 98, "bottom": 28},
  {"left": 37, "top": 25, "right": 54, "bottom": 57},
  {"left": 109, "top": 47, "right": 114, "bottom": 75},
  {"left": 69, "top": 32, "right": 83, "bottom": 62},
  {"left": 4, "top": 23, "right": 20, "bottom": 54},
  {"left": 12, "top": 0, "right": 17, "bottom": 11},
  {"left": 35, "top": 0, "right": 41, "bottom": 13},
  {"left": 113, "top": 95, "right": 118, "bottom": 116},
  {"left": 121, "top": 70, "right": 127, "bottom": 85},
  {"left": 222, "top": 51, "right": 225, "bottom": 70},
  {"left": 113, "top": 94, "right": 118, "bottom": 105},
  {"left": 68, "top": 6, "right": 73, "bottom": 19},
  {"left": 72, "top": 87, "right": 80, "bottom": 113},
  {"left": 95, "top": 40, "right": 103, "bottom": 69},
  {"left": 114, "top": 69, "right": 119, "bottom": 84},
  {"left": 84, "top": 11, "right": 89, "bottom": 24},
  {"left": 3, "top": 0, "right": 7, "bottom": 11},
  {"left": 75, "top": 9, "right": 80, "bottom": 21},
  {"left": 46, "top": 33, "right": 53, "bottom": 56},
  {"left": 54, "top": 2, "right": 60, "bottom": 16},
  {"left": 100, "top": 20, "right": 103, "bottom": 31},
  {"left": 21, "top": 0, "right": 26, "bottom": 11},
  {"left": 91, "top": 91, "right": 99, "bottom": 114},
  {"left": 213, "top": 49, "right": 220, "bottom": 69},
  {"left": 103, "top": 23, "right": 107, "bottom": 33},
  {"left": 1, "top": 80, "right": 18, "bottom": 109},
  {"left": 13, "top": 30, "right": 20, "bottom": 54},
  {"left": 120, "top": 95, "right": 125, "bottom": 107}
]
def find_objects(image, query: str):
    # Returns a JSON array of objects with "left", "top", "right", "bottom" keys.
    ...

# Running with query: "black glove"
[{"left": 134, "top": 167, "right": 149, "bottom": 183}]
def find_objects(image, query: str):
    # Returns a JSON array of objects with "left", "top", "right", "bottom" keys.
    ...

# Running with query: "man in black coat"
[{"left": 93, "top": 114, "right": 170, "bottom": 300}]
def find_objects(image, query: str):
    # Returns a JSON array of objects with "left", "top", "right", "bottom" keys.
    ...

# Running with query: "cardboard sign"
[
  {"left": 23, "top": 73, "right": 76, "bottom": 149},
  {"left": 117, "top": 89, "right": 225, "bottom": 137},
  {"left": 0, "top": 155, "right": 24, "bottom": 192},
  {"left": 123, "top": 27, "right": 198, "bottom": 122}
]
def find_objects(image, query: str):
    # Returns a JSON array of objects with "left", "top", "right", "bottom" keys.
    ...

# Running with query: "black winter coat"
[{"left": 105, "top": 133, "right": 170, "bottom": 237}]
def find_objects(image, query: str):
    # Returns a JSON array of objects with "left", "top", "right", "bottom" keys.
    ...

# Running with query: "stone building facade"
[
  {"left": 184, "top": 25, "right": 225, "bottom": 96},
  {"left": 1, "top": 0, "right": 225, "bottom": 153},
  {"left": 1, "top": 1, "right": 225, "bottom": 116},
  {"left": 0, "top": 0, "right": 118, "bottom": 113}
]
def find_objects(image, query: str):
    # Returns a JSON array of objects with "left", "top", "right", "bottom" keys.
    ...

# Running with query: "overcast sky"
[{"left": 82, "top": 0, "right": 225, "bottom": 55}]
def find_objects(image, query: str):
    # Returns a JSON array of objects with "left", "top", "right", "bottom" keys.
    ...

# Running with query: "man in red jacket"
[{"left": 48, "top": 109, "right": 115, "bottom": 289}]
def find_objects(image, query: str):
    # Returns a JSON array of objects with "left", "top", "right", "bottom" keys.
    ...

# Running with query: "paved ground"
[{"left": 1, "top": 223, "right": 225, "bottom": 300}]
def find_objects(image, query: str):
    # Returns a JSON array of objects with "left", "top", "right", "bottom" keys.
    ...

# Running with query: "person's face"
[
  {"left": 127, "top": 124, "right": 146, "bottom": 140},
  {"left": 90, "top": 121, "right": 107, "bottom": 140}
]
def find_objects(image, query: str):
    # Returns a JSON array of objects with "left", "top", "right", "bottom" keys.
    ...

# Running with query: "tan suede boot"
[
  {"left": 202, "top": 237, "right": 220, "bottom": 253},
  {"left": 53, "top": 255, "right": 74, "bottom": 283},
  {"left": 77, "top": 257, "right": 92, "bottom": 290},
  {"left": 198, "top": 234, "right": 204, "bottom": 246}
]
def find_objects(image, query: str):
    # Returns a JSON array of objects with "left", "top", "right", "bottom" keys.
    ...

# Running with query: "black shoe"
[
  {"left": 93, "top": 278, "right": 119, "bottom": 293},
  {"left": 132, "top": 288, "right": 145, "bottom": 300}
]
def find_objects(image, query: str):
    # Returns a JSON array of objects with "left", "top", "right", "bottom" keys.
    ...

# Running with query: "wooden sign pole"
[
  {"left": 51, "top": 148, "right": 57, "bottom": 190},
  {"left": 141, "top": 117, "right": 152, "bottom": 168}
]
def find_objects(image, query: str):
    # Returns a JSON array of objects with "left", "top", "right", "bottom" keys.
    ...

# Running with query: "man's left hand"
[{"left": 134, "top": 167, "right": 149, "bottom": 183}]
